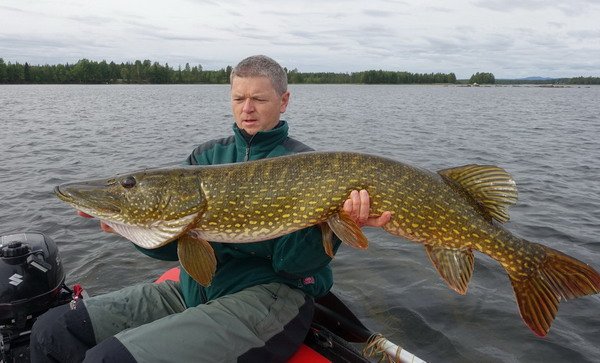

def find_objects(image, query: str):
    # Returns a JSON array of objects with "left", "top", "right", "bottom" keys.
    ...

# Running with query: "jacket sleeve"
[
  {"left": 133, "top": 242, "right": 179, "bottom": 261},
  {"left": 271, "top": 225, "right": 342, "bottom": 277}
]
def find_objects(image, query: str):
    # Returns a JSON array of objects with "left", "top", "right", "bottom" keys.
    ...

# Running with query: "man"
[{"left": 30, "top": 55, "right": 390, "bottom": 362}]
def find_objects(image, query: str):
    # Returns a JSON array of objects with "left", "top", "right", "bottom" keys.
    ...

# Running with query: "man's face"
[{"left": 231, "top": 76, "right": 290, "bottom": 136}]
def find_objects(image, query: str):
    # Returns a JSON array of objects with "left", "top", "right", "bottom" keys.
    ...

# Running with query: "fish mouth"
[
  {"left": 54, "top": 184, "right": 122, "bottom": 216},
  {"left": 54, "top": 185, "right": 71, "bottom": 201}
]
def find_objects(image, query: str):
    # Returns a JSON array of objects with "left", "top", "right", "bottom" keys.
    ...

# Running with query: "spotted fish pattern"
[{"left": 55, "top": 151, "right": 600, "bottom": 336}]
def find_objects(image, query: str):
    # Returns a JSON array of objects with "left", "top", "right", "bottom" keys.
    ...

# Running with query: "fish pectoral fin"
[
  {"left": 425, "top": 245, "right": 474, "bottom": 295},
  {"left": 327, "top": 211, "right": 369, "bottom": 250},
  {"left": 177, "top": 232, "right": 216, "bottom": 287},
  {"left": 320, "top": 222, "right": 335, "bottom": 258},
  {"left": 438, "top": 164, "right": 518, "bottom": 223}
]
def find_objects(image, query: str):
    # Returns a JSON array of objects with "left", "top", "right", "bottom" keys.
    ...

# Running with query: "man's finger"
[
  {"left": 343, "top": 198, "right": 353, "bottom": 214},
  {"left": 77, "top": 211, "right": 93, "bottom": 218},
  {"left": 77, "top": 210, "right": 115, "bottom": 233},
  {"left": 358, "top": 189, "right": 370, "bottom": 224},
  {"left": 365, "top": 211, "right": 392, "bottom": 228},
  {"left": 350, "top": 190, "right": 360, "bottom": 220},
  {"left": 100, "top": 222, "right": 115, "bottom": 234}
]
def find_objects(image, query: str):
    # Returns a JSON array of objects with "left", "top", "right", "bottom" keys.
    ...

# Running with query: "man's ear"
[{"left": 280, "top": 91, "right": 290, "bottom": 113}]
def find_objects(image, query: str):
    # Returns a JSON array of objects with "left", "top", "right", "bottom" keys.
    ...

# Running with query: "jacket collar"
[{"left": 232, "top": 121, "right": 289, "bottom": 161}]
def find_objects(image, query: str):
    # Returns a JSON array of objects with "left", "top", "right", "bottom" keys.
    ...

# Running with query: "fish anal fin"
[
  {"left": 508, "top": 242, "right": 600, "bottom": 336},
  {"left": 320, "top": 222, "right": 335, "bottom": 258},
  {"left": 177, "top": 232, "right": 217, "bottom": 287},
  {"left": 425, "top": 245, "right": 474, "bottom": 295},
  {"left": 327, "top": 210, "right": 369, "bottom": 250},
  {"left": 438, "top": 165, "right": 518, "bottom": 223}
]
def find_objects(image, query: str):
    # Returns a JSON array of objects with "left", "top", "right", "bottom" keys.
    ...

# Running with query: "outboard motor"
[{"left": 0, "top": 232, "right": 71, "bottom": 362}]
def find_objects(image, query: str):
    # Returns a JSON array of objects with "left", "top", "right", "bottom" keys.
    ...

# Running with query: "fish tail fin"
[{"left": 508, "top": 241, "right": 600, "bottom": 336}]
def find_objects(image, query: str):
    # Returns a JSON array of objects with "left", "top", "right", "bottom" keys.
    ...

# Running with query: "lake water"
[{"left": 1, "top": 84, "right": 599, "bottom": 362}]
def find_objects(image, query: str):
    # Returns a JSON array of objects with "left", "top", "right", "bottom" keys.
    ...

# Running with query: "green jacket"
[{"left": 139, "top": 121, "right": 341, "bottom": 307}]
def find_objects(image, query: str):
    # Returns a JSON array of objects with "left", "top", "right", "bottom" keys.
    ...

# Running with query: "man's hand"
[
  {"left": 343, "top": 189, "right": 392, "bottom": 227},
  {"left": 77, "top": 211, "right": 115, "bottom": 233}
]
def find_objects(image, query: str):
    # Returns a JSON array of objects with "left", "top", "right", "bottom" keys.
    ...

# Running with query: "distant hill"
[
  {"left": 518, "top": 76, "right": 558, "bottom": 81},
  {"left": 495, "top": 76, "right": 566, "bottom": 85}
]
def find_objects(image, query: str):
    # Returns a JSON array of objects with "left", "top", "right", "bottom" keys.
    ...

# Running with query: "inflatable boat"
[{"left": 0, "top": 232, "right": 424, "bottom": 362}]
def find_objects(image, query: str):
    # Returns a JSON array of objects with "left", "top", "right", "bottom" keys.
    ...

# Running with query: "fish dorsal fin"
[
  {"left": 438, "top": 164, "right": 518, "bottom": 223},
  {"left": 425, "top": 245, "right": 474, "bottom": 295}
]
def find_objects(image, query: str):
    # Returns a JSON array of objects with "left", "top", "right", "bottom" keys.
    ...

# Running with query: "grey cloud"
[
  {"left": 358, "top": 25, "right": 398, "bottom": 37},
  {"left": 262, "top": 10, "right": 348, "bottom": 19},
  {"left": 0, "top": 34, "right": 112, "bottom": 51},
  {"left": 0, "top": 5, "right": 29, "bottom": 13},
  {"left": 232, "top": 24, "right": 265, "bottom": 34},
  {"left": 65, "top": 15, "right": 118, "bottom": 26},
  {"left": 114, "top": 19, "right": 221, "bottom": 43},
  {"left": 362, "top": 9, "right": 394, "bottom": 17},
  {"left": 271, "top": 36, "right": 344, "bottom": 50},
  {"left": 0, "top": 34, "right": 114, "bottom": 65},
  {"left": 278, "top": 24, "right": 401, "bottom": 57},
  {"left": 181, "top": 1, "right": 241, "bottom": 16},
  {"left": 182, "top": 0, "right": 220, "bottom": 5},
  {"left": 145, "top": 32, "right": 221, "bottom": 42},
  {"left": 567, "top": 29, "right": 600, "bottom": 40},
  {"left": 287, "top": 31, "right": 320, "bottom": 40},
  {"left": 424, "top": 6, "right": 455, "bottom": 13},
  {"left": 546, "top": 21, "right": 566, "bottom": 29},
  {"left": 473, "top": 0, "right": 599, "bottom": 16},
  {"left": 420, "top": 31, "right": 516, "bottom": 58},
  {"left": 473, "top": 0, "right": 546, "bottom": 12}
]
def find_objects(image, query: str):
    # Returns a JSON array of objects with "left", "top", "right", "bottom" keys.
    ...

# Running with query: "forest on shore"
[{"left": 1, "top": 58, "right": 599, "bottom": 85}]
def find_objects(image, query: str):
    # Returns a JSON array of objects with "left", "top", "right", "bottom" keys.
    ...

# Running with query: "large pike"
[{"left": 54, "top": 151, "right": 600, "bottom": 336}]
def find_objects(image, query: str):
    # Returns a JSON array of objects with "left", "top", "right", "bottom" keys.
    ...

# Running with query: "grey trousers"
[{"left": 83, "top": 281, "right": 312, "bottom": 362}]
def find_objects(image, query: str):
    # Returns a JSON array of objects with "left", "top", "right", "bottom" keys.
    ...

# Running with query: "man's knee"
[
  {"left": 239, "top": 294, "right": 314, "bottom": 362},
  {"left": 30, "top": 301, "right": 95, "bottom": 363},
  {"left": 83, "top": 337, "right": 136, "bottom": 363}
]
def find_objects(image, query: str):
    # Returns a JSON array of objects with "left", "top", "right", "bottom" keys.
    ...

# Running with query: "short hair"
[{"left": 230, "top": 55, "right": 288, "bottom": 95}]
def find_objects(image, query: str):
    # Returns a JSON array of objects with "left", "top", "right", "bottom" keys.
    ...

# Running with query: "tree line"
[
  {"left": 0, "top": 59, "right": 231, "bottom": 84},
  {"left": 0, "top": 58, "right": 457, "bottom": 85},
  {"left": 1, "top": 58, "right": 598, "bottom": 85},
  {"left": 468, "top": 72, "right": 495, "bottom": 84},
  {"left": 287, "top": 69, "right": 457, "bottom": 84}
]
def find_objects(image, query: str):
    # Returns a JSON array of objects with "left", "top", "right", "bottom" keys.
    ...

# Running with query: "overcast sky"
[{"left": 1, "top": 0, "right": 599, "bottom": 78}]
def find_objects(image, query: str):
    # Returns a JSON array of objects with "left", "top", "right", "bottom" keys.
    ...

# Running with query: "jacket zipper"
[{"left": 244, "top": 135, "right": 255, "bottom": 161}]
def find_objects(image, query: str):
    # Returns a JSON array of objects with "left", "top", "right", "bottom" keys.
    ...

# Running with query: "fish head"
[{"left": 54, "top": 167, "right": 206, "bottom": 249}]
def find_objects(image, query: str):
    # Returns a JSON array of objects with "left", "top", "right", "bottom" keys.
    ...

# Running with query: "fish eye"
[{"left": 121, "top": 176, "right": 137, "bottom": 189}]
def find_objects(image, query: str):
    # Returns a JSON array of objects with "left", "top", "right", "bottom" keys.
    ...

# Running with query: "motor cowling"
[{"left": 0, "top": 232, "right": 65, "bottom": 327}]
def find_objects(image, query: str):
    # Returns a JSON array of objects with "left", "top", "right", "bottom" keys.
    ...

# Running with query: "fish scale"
[
  {"left": 54, "top": 151, "right": 600, "bottom": 337},
  {"left": 198, "top": 154, "right": 367, "bottom": 241}
]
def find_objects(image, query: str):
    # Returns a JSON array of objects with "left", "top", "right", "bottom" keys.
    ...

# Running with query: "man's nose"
[{"left": 242, "top": 99, "right": 254, "bottom": 113}]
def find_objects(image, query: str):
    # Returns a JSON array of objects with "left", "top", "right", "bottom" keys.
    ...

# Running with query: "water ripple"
[{"left": 1, "top": 84, "right": 599, "bottom": 362}]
